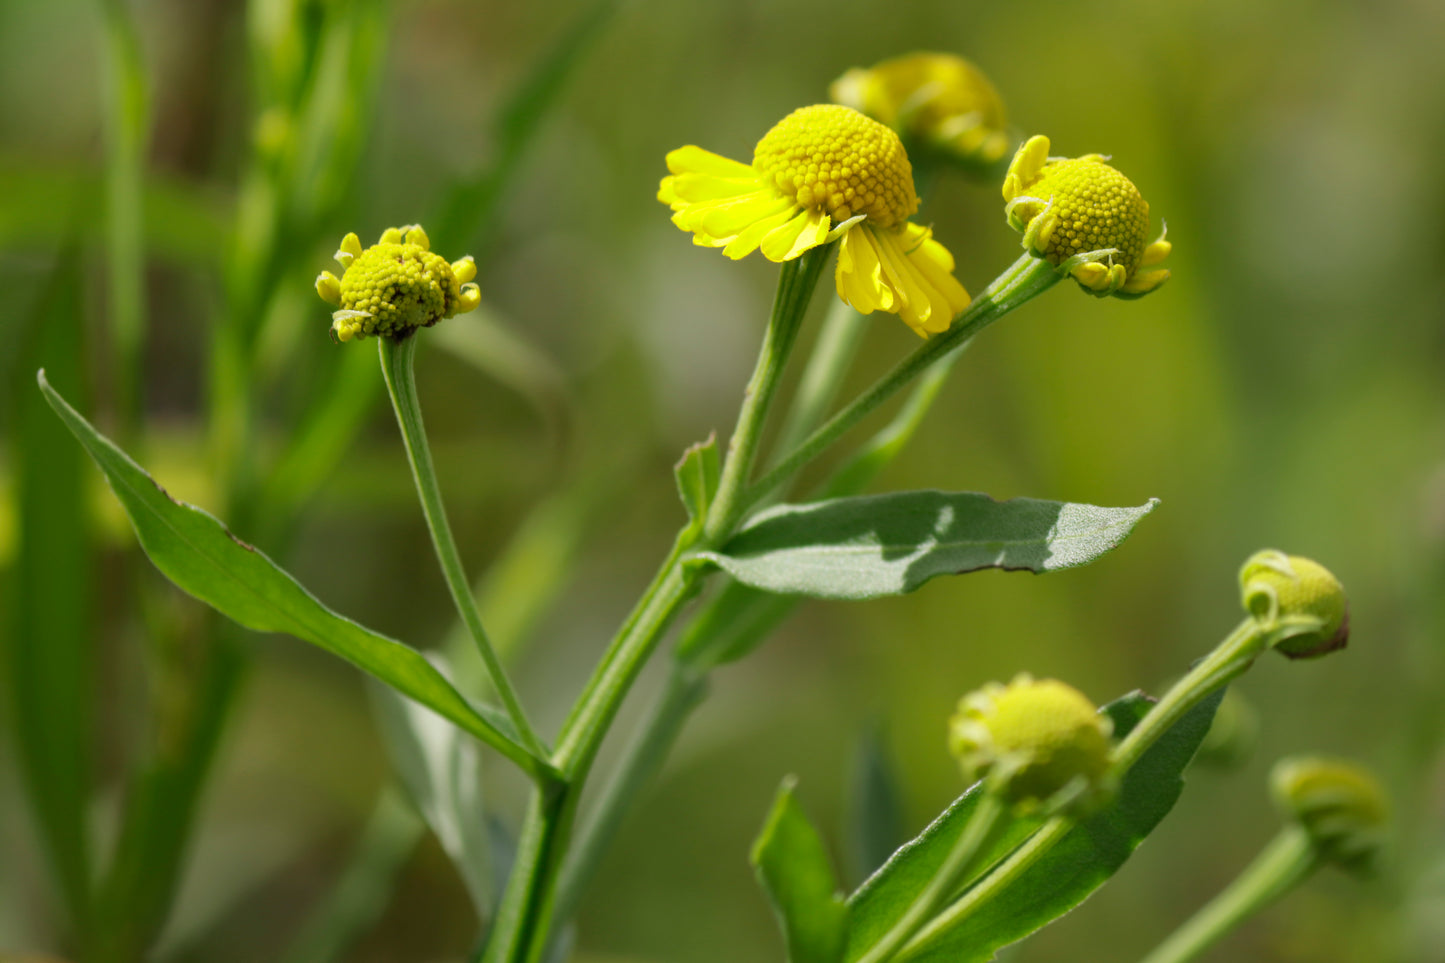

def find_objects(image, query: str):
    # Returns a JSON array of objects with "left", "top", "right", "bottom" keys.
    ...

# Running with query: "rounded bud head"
[
  {"left": 317, "top": 226, "right": 481, "bottom": 342},
  {"left": 1271, "top": 756, "right": 1388, "bottom": 875},
  {"left": 948, "top": 674, "right": 1114, "bottom": 813},
  {"left": 1239, "top": 550, "right": 1349, "bottom": 659}
]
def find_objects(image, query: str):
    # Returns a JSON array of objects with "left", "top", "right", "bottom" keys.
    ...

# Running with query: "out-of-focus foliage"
[{"left": 2, "top": 0, "right": 1444, "bottom": 960}]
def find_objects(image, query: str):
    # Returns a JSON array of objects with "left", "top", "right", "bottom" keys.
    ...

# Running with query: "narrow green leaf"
[
  {"left": 37, "top": 373, "right": 547, "bottom": 777},
  {"left": 843, "top": 691, "right": 1223, "bottom": 962},
  {"left": 674, "top": 432, "right": 720, "bottom": 529},
  {"left": 8, "top": 246, "right": 94, "bottom": 928},
  {"left": 752, "top": 777, "right": 848, "bottom": 963},
  {"left": 846, "top": 726, "right": 907, "bottom": 888},
  {"left": 370, "top": 665, "right": 491, "bottom": 915},
  {"left": 694, "top": 492, "right": 1159, "bottom": 600}
]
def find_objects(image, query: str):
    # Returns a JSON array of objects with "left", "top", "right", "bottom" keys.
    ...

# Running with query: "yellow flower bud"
[
  {"left": 1271, "top": 756, "right": 1388, "bottom": 875},
  {"left": 948, "top": 674, "right": 1114, "bottom": 812},
  {"left": 1002, "top": 134, "right": 1170, "bottom": 299},
  {"left": 831, "top": 52, "right": 1009, "bottom": 169},
  {"left": 1239, "top": 550, "right": 1349, "bottom": 659},
  {"left": 316, "top": 225, "right": 481, "bottom": 342}
]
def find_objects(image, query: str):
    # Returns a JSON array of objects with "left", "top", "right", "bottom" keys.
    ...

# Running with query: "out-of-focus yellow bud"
[
  {"left": 1239, "top": 550, "right": 1349, "bottom": 659},
  {"left": 830, "top": 52, "right": 1009, "bottom": 170},
  {"left": 1271, "top": 756, "right": 1388, "bottom": 875}
]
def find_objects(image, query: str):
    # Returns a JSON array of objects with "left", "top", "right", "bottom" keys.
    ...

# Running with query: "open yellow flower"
[
  {"left": 830, "top": 52, "right": 1009, "bottom": 169},
  {"left": 658, "top": 104, "right": 970, "bottom": 338},
  {"left": 1002, "top": 135, "right": 1171, "bottom": 299}
]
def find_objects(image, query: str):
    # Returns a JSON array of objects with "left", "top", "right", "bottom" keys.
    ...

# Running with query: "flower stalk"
[{"left": 379, "top": 336, "right": 549, "bottom": 766}]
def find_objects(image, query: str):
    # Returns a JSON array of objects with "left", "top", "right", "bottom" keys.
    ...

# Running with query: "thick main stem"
[
  {"left": 379, "top": 336, "right": 547, "bottom": 762},
  {"left": 491, "top": 251, "right": 829, "bottom": 963},
  {"left": 1138, "top": 827, "right": 1318, "bottom": 963}
]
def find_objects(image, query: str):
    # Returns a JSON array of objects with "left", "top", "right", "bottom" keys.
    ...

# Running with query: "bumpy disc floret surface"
[
  {"left": 1025, "top": 159, "right": 1149, "bottom": 270},
  {"left": 339, "top": 243, "right": 463, "bottom": 339},
  {"left": 753, "top": 104, "right": 919, "bottom": 228}
]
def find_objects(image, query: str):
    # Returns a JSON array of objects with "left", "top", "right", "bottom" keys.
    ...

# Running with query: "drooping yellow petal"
[
  {"left": 759, "top": 207, "right": 831, "bottom": 262},
  {"left": 835, "top": 225, "right": 894, "bottom": 314},
  {"left": 871, "top": 226, "right": 965, "bottom": 337},
  {"left": 665, "top": 172, "right": 764, "bottom": 205}
]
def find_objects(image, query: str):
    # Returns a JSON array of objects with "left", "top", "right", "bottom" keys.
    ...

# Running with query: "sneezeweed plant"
[{"left": 28, "top": 41, "right": 1387, "bottom": 963}]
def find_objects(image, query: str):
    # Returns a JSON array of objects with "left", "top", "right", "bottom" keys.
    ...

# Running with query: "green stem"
[
  {"left": 703, "top": 244, "right": 832, "bottom": 542},
  {"left": 858, "top": 792, "right": 1009, "bottom": 963},
  {"left": 487, "top": 250, "right": 829, "bottom": 962},
  {"left": 379, "top": 336, "right": 547, "bottom": 764},
  {"left": 895, "top": 814, "right": 1074, "bottom": 963},
  {"left": 1112, "top": 619, "right": 1268, "bottom": 774},
  {"left": 1138, "top": 827, "right": 1319, "bottom": 963},
  {"left": 742, "top": 253, "right": 1059, "bottom": 515},
  {"left": 768, "top": 296, "right": 870, "bottom": 473}
]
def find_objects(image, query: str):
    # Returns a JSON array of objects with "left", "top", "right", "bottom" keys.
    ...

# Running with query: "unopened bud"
[
  {"left": 948, "top": 674, "right": 1114, "bottom": 813},
  {"left": 1239, "top": 550, "right": 1349, "bottom": 659},
  {"left": 1271, "top": 756, "right": 1388, "bottom": 875}
]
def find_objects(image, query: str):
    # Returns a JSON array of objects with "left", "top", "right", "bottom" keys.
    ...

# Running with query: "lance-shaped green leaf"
[
  {"left": 692, "top": 492, "right": 1159, "bottom": 600},
  {"left": 843, "top": 690, "right": 1222, "bottom": 962},
  {"left": 753, "top": 777, "right": 848, "bottom": 963},
  {"left": 37, "top": 372, "right": 551, "bottom": 780}
]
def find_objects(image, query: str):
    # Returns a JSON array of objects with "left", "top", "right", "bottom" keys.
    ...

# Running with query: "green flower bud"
[
  {"left": 1271, "top": 756, "right": 1388, "bottom": 875},
  {"left": 316, "top": 225, "right": 482, "bottom": 342},
  {"left": 948, "top": 674, "right": 1114, "bottom": 813},
  {"left": 1239, "top": 550, "right": 1349, "bottom": 659}
]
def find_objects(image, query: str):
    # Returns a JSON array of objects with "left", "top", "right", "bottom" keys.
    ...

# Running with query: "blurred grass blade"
[
  {"left": 261, "top": 345, "right": 379, "bottom": 515},
  {"left": 98, "top": 0, "right": 150, "bottom": 432},
  {"left": 752, "top": 777, "right": 848, "bottom": 963},
  {"left": 38, "top": 373, "right": 551, "bottom": 778},
  {"left": 694, "top": 493, "right": 1160, "bottom": 600},
  {"left": 0, "top": 159, "right": 229, "bottom": 269},
  {"left": 842, "top": 691, "right": 1223, "bottom": 962},
  {"left": 846, "top": 726, "right": 907, "bottom": 888},
  {"left": 433, "top": 0, "right": 623, "bottom": 253},
  {"left": 429, "top": 305, "right": 573, "bottom": 444},
  {"left": 278, "top": 788, "right": 426, "bottom": 963},
  {"left": 8, "top": 244, "right": 95, "bottom": 930},
  {"left": 370, "top": 666, "right": 492, "bottom": 915}
]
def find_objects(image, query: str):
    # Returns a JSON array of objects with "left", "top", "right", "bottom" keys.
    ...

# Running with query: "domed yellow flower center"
[
  {"left": 752, "top": 104, "right": 919, "bottom": 229},
  {"left": 316, "top": 225, "right": 480, "bottom": 342},
  {"left": 1017, "top": 158, "right": 1150, "bottom": 271},
  {"left": 340, "top": 242, "right": 461, "bottom": 331}
]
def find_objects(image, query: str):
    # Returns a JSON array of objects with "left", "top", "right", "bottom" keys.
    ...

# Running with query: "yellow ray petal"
[
  {"left": 665, "top": 145, "right": 758, "bottom": 179},
  {"left": 759, "top": 207, "right": 830, "bottom": 262}
]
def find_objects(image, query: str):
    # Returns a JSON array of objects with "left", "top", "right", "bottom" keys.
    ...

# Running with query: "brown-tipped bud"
[{"left": 1239, "top": 550, "right": 1349, "bottom": 659}]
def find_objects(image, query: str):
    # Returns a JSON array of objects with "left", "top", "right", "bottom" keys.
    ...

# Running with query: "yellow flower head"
[
  {"left": 1239, "top": 550, "right": 1349, "bottom": 659},
  {"left": 1271, "top": 756, "right": 1388, "bottom": 875},
  {"left": 658, "top": 104, "right": 971, "bottom": 338},
  {"left": 830, "top": 52, "right": 1009, "bottom": 169},
  {"left": 1002, "top": 135, "right": 1170, "bottom": 299},
  {"left": 315, "top": 225, "right": 481, "bottom": 342},
  {"left": 948, "top": 674, "right": 1114, "bottom": 813}
]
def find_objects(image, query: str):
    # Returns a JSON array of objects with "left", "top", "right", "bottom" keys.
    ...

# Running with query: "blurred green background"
[{"left": 3, "top": 0, "right": 1445, "bottom": 960}]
